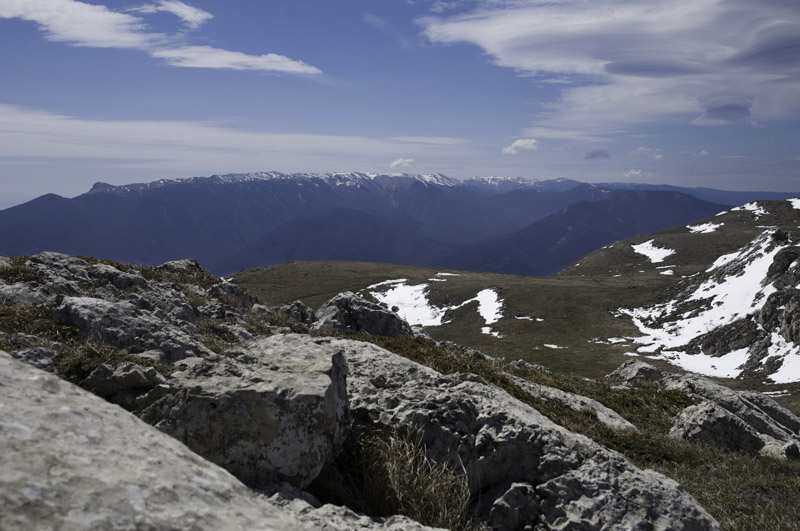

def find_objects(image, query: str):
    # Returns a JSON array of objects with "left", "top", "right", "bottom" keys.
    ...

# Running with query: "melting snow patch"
[
  {"left": 620, "top": 230, "right": 791, "bottom": 379},
  {"left": 631, "top": 240, "right": 675, "bottom": 263},
  {"left": 763, "top": 390, "right": 790, "bottom": 397},
  {"left": 482, "top": 326, "right": 502, "bottom": 338},
  {"left": 369, "top": 280, "right": 504, "bottom": 331},
  {"left": 656, "top": 348, "right": 750, "bottom": 378},
  {"left": 766, "top": 333, "right": 800, "bottom": 384},
  {"left": 732, "top": 202, "right": 768, "bottom": 219},
  {"left": 660, "top": 270, "right": 674, "bottom": 276},
  {"left": 369, "top": 282, "right": 446, "bottom": 326},
  {"left": 789, "top": 198, "right": 800, "bottom": 210},
  {"left": 688, "top": 222, "right": 723, "bottom": 234},
  {"left": 436, "top": 272, "right": 460, "bottom": 277},
  {"left": 515, "top": 316, "right": 534, "bottom": 321},
  {"left": 544, "top": 344, "right": 565, "bottom": 349}
]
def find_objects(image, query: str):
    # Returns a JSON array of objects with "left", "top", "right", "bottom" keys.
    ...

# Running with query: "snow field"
[
  {"left": 368, "top": 277, "right": 504, "bottom": 337},
  {"left": 631, "top": 240, "right": 676, "bottom": 263}
]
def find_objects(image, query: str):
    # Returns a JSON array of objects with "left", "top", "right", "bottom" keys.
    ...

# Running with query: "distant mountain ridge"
[{"left": 0, "top": 172, "right": 795, "bottom": 275}]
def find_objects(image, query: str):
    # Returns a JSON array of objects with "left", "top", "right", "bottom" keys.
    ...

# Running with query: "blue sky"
[{"left": 1, "top": 0, "right": 799, "bottom": 208}]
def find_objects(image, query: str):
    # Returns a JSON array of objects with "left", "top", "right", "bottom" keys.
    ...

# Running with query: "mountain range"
[{"left": 0, "top": 172, "right": 795, "bottom": 275}]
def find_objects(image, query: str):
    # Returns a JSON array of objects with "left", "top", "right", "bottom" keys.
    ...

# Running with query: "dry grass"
[{"left": 310, "top": 424, "right": 487, "bottom": 531}]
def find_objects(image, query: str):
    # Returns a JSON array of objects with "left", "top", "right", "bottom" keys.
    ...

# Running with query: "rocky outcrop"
[
  {"left": 54, "top": 296, "right": 212, "bottom": 361},
  {"left": 606, "top": 360, "right": 800, "bottom": 460},
  {"left": 137, "top": 335, "right": 349, "bottom": 489},
  {"left": 341, "top": 340, "right": 721, "bottom": 530},
  {"left": 663, "top": 373, "right": 800, "bottom": 459},
  {"left": 669, "top": 401, "right": 765, "bottom": 454},
  {"left": 0, "top": 350, "right": 437, "bottom": 531},
  {"left": 311, "top": 292, "right": 413, "bottom": 337},
  {"left": 510, "top": 375, "right": 637, "bottom": 431},
  {"left": 605, "top": 359, "right": 665, "bottom": 386},
  {"left": 0, "top": 350, "right": 309, "bottom": 531}
]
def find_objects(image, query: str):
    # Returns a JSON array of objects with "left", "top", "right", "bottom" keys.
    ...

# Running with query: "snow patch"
[
  {"left": 766, "top": 333, "right": 800, "bottom": 384},
  {"left": 688, "top": 222, "right": 723, "bottom": 234},
  {"left": 368, "top": 280, "right": 504, "bottom": 334},
  {"left": 660, "top": 270, "right": 674, "bottom": 276},
  {"left": 631, "top": 240, "right": 675, "bottom": 263},
  {"left": 619, "top": 230, "right": 789, "bottom": 379},
  {"left": 544, "top": 344, "right": 565, "bottom": 349},
  {"left": 789, "top": 198, "right": 800, "bottom": 210},
  {"left": 731, "top": 201, "right": 768, "bottom": 219}
]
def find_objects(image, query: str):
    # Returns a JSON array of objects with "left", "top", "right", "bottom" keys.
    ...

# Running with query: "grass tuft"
[{"left": 310, "top": 423, "right": 487, "bottom": 531}]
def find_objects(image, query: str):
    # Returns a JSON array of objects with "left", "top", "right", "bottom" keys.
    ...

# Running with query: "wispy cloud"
[
  {"left": 0, "top": 0, "right": 159, "bottom": 48},
  {"left": 0, "top": 104, "right": 476, "bottom": 178},
  {"left": 129, "top": 1, "right": 213, "bottom": 30},
  {"left": 362, "top": 13, "right": 385, "bottom": 29},
  {"left": 623, "top": 169, "right": 643, "bottom": 179},
  {"left": 421, "top": 0, "right": 800, "bottom": 140},
  {"left": 152, "top": 46, "right": 321, "bottom": 74},
  {"left": 502, "top": 138, "right": 538, "bottom": 155},
  {"left": 390, "top": 158, "right": 414, "bottom": 168},
  {"left": 585, "top": 148, "right": 611, "bottom": 160},
  {"left": 0, "top": 0, "right": 320, "bottom": 75},
  {"left": 629, "top": 146, "right": 664, "bottom": 160}
]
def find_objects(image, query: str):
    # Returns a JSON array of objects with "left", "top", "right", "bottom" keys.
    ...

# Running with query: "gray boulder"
[
  {"left": 278, "top": 300, "right": 317, "bottom": 325},
  {"left": 138, "top": 334, "right": 349, "bottom": 489},
  {"left": 0, "top": 350, "right": 310, "bottom": 531},
  {"left": 605, "top": 359, "right": 665, "bottom": 386},
  {"left": 311, "top": 292, "right": 413, "bottom": 337},
  {"left": 669, "top": 401, "right": 764, "bottom": 454},
  {"left": 339, "top": 339, "right": 721, "bottom": 530},
  {"left": 509, "top": 375, "right": 637, "bottom": 431},
  {"left": 81, "top": 361, "right": 167, "bottom": 409},
  {"left": 9, "top": 346, "right": 60, "bottom": 371},
  {"left": 54, "top": 296, "right": 211, "bottom": 361},
  {"left": 663, "top": 373, "right": 800, "bottom": 458}
]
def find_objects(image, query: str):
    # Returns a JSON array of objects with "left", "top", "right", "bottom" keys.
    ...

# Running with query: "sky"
[{"left": 1, "top": 0, "right": 799, "bottom": 208}]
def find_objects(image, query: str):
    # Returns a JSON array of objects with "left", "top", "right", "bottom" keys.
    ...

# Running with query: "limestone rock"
[
  {"left": 54, "top": 296, "right": 211, "bottom": 361},
  {"left": 509, "top": 374, "right": 637, "bottom": 431},
  {"left": 138, "top": 334, "right": 349, "bottom": 489},
  {"left": 80, "top": 361, "right": 166, "bottom": 410},
  {"left": 278, "top": 300, "right": 317, "bottom": 324},
  {"left": 311, "top": 292, "right": 413, "bottom": 337},
  {"left": 669, "top": 401, "right": 765, "bottom": 454},
  {"left": 663, "top": 373, "right": 800, "bottom": 458},
  {"left": 0, "top": 350, "right": 310, "bottom": 531},
  {"left": 8, "top": 346, "right": 60, "bottom": 371},
  {"left": 340, "top": 339, "right": 721, "bottom": 530},
  {"left": 605, "top": 359, "right": 665, "bottom": 386}
]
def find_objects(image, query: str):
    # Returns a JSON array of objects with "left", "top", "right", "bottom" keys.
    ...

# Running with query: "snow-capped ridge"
[{"left": 86, "top": 171, "right": 461, "bottom": 195}]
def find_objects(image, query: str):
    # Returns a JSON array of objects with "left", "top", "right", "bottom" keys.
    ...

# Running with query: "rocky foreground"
[{"left": 2, "top": 253, "right": 800, "bottom": 529}]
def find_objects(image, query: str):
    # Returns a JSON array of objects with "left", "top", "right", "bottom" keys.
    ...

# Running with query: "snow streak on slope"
[
  {"left": 789, "top": 198, "right": 800, "bottom": 210},
  {"left": 631, "top": 240, "right": 675, "bottom": 263},
  {"left": 731, "top": 201, "right": 768, "bottom": 219},
  {"left": 687, "top": 222, "right": 723, "bottom": 234},
  {"left": 620, "top": 230, "right": 789, "bottom": 379},
  {"left": 367, "top": 278, "right": 504, "bottom": 336}
]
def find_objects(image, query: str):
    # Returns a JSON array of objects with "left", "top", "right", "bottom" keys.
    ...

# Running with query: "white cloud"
[
  {"left": 502, "top": 138, "right": 538, "bottom": 155},
  {"left": 421, "top": 0, "right": 800, "bottom": 140},
  {"left": 0, "top": 0, "right": 159, "bottom": 48},
  {"left": 0, "top": 104, "right": 477, "bottom": 178},
  {"left": 363, "top": 14, "right": 385, "bottom": 29},
  {"left": 622, "top": 169, "right": 656, "bottom": 179},
  {"left": 629, "top": 146, "right": 664, "bottom": 160},
  {"left": 698, "top": 150, "right": 711, "bottom": 157},
  {"left": 152, "top": 46, "right": 322, "bottom": 74},
  {"left": 390, "top": 158, "right": 414, "bottom": 168},
  {"left": 130, "top": 1, "right": 213, "bottom": 29},
  {"left": 0, "top": 0, "right": 320, "bottom": 75}
]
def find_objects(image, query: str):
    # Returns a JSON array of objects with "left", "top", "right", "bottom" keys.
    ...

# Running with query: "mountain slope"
[{"left": 439, "top": 191, "right": 726, "bottom": 275}]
